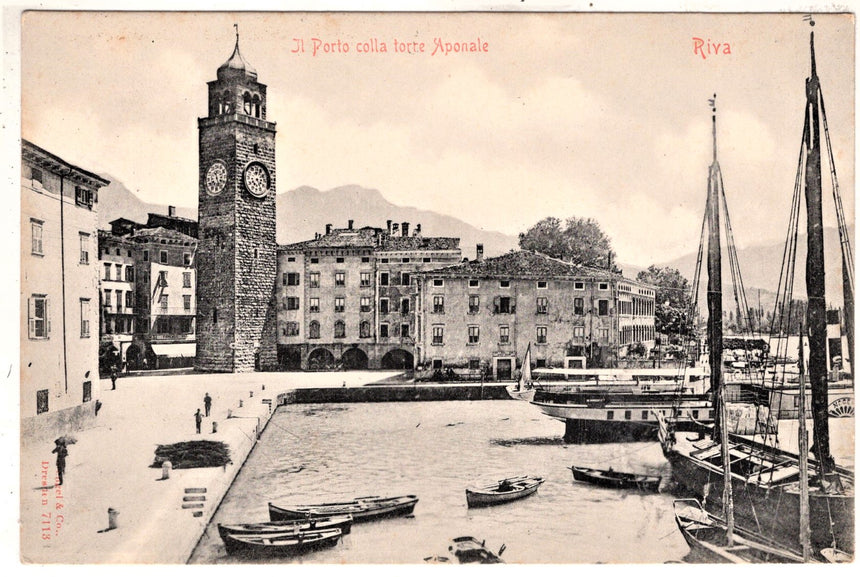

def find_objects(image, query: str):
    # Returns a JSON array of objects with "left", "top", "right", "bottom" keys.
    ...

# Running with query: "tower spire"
[{"left": 218, "top": 24, "right": 257, "bottom": 79}]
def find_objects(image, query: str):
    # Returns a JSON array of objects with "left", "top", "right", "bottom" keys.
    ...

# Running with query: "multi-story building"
[
  {"left": 98, "top": 230, "right": 136, "bottom": 372},
  {"left": 415, "top": 250, "right": 655, "bottom": 379},
  {"left": 125, "top": 226, "right": 197, "bottom": 369},
  {"left": 276, "top": 220, "right": 461, "bottom": 370},
  {"left": 97, "top": 212, "right": 197, "bottom": 371},
  {"left": 21, "top": 139, "right": 110, "bottom": 441}
]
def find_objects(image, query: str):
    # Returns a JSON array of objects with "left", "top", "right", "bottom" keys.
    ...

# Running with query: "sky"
[{"left": 20, "top": 10, "right": 855, "bottom": 266}]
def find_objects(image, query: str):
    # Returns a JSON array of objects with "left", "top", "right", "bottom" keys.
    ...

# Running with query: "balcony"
[
  {"left": 150, "top": 333, "right": 195, "bottom": 342},
  {"left": 103, "top": 305, "right": 135, "bottom": 315},
  {"left": 152, "top": 306, "right": 197, "bottom": 316}
]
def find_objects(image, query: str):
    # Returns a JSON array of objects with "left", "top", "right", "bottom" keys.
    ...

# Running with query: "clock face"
[
  {"left": 243, "top": 162, "right": 270, "bottom": 198},
  {"left": 205, "top": 161, "right": 228, "bottom": 196}
]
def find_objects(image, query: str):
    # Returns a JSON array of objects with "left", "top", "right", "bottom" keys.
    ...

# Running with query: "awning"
[{"left": 150, "top": 343, "right": 196, "bottom": 357}]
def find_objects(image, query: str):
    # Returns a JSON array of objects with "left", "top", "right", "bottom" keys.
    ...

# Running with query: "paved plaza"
[{"left": 19, "top": 370, "right": 396, "bottom": 563}]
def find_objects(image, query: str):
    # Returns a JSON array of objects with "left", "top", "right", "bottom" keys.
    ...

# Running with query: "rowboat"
[
  {"left": 447, "top": 536, "right": 505, "bottom": 563},
  {"left": 217, "top": 514, "right": 353, "bottom": 543},
  {"left": 673, "top": 499, "right": 809, "bottom": 563},
  {"left": 221, "top": 527, "right": 342, "bottom": 557},
  {"left": 569, "top": 465, "right": 661, "bottom": 492},
  {"left": 465, "top": 475, "right": 544, "bottom": 507},
  {"left": 268, "top": 495, "right": 418, "bottom": 522}
]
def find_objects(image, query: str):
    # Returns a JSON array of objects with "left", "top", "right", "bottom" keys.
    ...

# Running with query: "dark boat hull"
[
  {"left": 465, "top": 477, "right": 544, "bottom": 507},
  {"left": 268, "top": 496, "right": 418, "bottom": 523},
  {"left": 448, "top": 536, "right": 504, "bottom": 564},
  {"left": 569, "top": 466, "right": 661, "bottom": 491},
  {"left": 673, "top": 500, "right": 809, "bottom": 563},
  {"left": 218, "top": 515, "right": 353, "bottom": 543},
  {"left": 666, "top": 449, "right": 854, "bottom": 555},
  {"left": 222, "top": 528, "right": 342, "bottom": 557}
]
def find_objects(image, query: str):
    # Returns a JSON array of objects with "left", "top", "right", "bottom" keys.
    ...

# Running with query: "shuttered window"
[{"left": 28, "top": 295, "right": 50, "bottom": 339}]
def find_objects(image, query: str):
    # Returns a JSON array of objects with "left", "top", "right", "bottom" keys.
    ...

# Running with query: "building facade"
[
  {"left": 276, "top": 221, "right": 461, "bottom": 370},
  {"left": 21, "top": 140, "right": 110, "bottom": 441},
  {"left": 98, "top": 214, "right": 198, "bottom": 371},
  {"left": 196, "top": 34, "right": 278, "bottom": 372},
  {"left": 415, "top": 251, "right": 655, "bottom": 379},
  {"left": 97, "top": 230, "right": 136, "bottom": 372}
]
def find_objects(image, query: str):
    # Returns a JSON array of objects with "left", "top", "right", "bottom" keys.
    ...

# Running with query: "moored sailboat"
[
  {"left": 506, "top": 343, "right": 536, "bottom": 401},
  {"left": 659, "top": 23, "right": 854, "bottom": 559}
]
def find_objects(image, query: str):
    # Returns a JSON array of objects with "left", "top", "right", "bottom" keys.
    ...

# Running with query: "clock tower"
[{"left": 196, "top": 29, "right": 278, "bottom": 372}]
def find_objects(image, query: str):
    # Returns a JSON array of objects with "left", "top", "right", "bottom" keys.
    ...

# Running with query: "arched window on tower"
[
  {"left": 243, "top": 92, "right": 253, "bottom": 116},
  {"left": 309, "top": 321, "right": 320, "bottom": 339},
  {"left": 220, "top": 90, "right": 233, "bottom": 115},
  {"left": 334, "top": 320, "right": 346, "bottom": 339},
  {"left": 252, "top": 94, "right": 262, "bottom": 118}
]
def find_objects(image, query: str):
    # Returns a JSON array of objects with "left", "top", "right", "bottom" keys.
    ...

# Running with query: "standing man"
[
  {"left": 194, "top": 409, "right": 203, "bottom": 434},
  {"left": 110, "top": 367, "right": 118, "bottom": 390},
  {"left": 204, "top": 392, "right": 212, "bottom": 417},
  {"left": 52, "top": 440, "right": 68, "bottom": 486}
]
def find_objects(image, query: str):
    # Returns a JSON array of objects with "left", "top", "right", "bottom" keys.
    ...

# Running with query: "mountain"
[
  {"left": 652, "top": 226, "right": 854, "bottom": 308},
  {"left": 277, "top": 185, "right": 518, "bottom": 257},
  {"left": 96, "top": 175, "right": 196, "bottom": 228}
]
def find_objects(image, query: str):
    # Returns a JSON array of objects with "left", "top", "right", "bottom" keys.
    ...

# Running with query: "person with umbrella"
[{"left": 52, "top": 436, "right": 74, "bottom": 486}]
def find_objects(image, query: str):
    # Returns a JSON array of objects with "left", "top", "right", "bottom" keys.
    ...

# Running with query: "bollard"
[
  {"left": 161, "top": 461, "right": 172, "bottom": 480},
  {"left": 249, "top": 390, "right": 254, "bottom": 398},
  {"left": 262, "top": 384, "right": 265, "bottom": 391},
  {"left": 212, "top": 421, "right": 218, "bottom": 434},
  {"left": 239, "top": 399, "right": 243, "bottom": 408},
  {"left": 227, "top": 409, "right": 233, "bottom": 419},
  {"left": 108, "top": 507, "right": 120, "bottom": 530}
]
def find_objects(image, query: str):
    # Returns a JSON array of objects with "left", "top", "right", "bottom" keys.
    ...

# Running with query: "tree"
[
  {"left": 518, "top": 216, "right": 617, "bottom": 270},
  {"left": 636, "top": 265, "right": 695, "bottom": 339}
]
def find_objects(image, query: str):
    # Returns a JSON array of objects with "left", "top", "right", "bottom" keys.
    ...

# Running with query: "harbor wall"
[
  {"left": 278, "top": 383, "right": 512, "bottom": 405},
  {"left": 181, "top": 394, "right": 277, "bottom": 563}
]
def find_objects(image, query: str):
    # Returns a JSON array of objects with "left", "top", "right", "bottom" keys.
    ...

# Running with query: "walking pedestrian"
[
  {"left": 52, "top": 440, "right": 68, "bottom": 486},
  {"left": 194, "top": 408, "right": 203, "bottom": 434},
  {"left": 204, "top": 392, "right": 212, "bottom": 417},
  {"left": 110, "top": 367, "right": 118, "bottom": 390}
]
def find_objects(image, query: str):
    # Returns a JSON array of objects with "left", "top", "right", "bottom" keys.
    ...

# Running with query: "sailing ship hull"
[{"left": 664, "top": 439, "right": 854, "bottom": 555}]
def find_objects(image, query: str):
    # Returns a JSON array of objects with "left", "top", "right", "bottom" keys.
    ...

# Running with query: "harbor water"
[{"left": 190, "top": 399, "right": 694, "bottom": 564}]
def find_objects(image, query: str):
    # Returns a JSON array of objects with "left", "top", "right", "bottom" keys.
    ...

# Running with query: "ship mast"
[
  {"left": 707, "top": 95, "right": 735, "bottom": 541},
  {"left": 803, "top": 26, "right": 833, "bottom": 473},
  {"left": 707, "top": 94, "right": 724, "bottom": 443}
]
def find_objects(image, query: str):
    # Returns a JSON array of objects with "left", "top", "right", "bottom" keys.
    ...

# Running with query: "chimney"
[
  {"left": 348, "top": 219, "right": 354, "bottom": 230},
  {"left": 386, "top": 220, "right": 392, "bottom": 234},
  {"left": 402, "top": 222, "right": 409, "bottom": 237},
  {"left": 414, "top": 223, "right": 422, "bottom": 236},
  {"left": 325, "top": 224, "right": 332, "bottom": 235},
  {"left": 168, "top": 205, "right": 176, "bottom": 217},
  {"left": 607, "top": 250, "right": 613, "bottom": 271},
  {"left": 476, "top": 244, "right": 484, "bottom": 262}
]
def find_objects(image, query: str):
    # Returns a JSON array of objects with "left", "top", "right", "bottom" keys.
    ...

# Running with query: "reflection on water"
[{"left": 190, "top": 400, "right": 691, "bottom": 564}]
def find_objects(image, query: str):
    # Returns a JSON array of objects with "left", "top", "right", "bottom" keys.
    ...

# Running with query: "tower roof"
[{"left": 217, "top": 28, "right": 257, "bottom": 80}]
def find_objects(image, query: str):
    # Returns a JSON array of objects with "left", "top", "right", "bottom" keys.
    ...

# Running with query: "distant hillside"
[
  {"left": 278, "top": 185, "right": 518, "bottom": 258},
  {"left": 654, "top": 227, "right": 854, "bottom": 309},
  {"left": 96, "top": 174, "right": 195, "bottom": 229}
]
